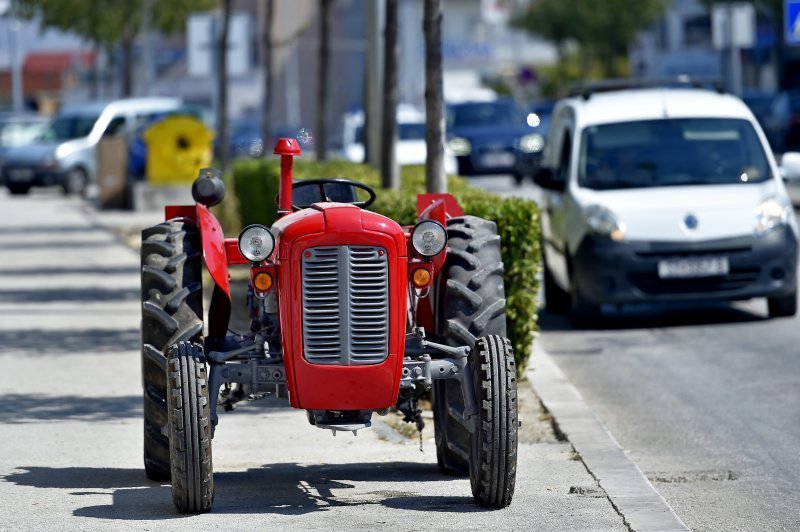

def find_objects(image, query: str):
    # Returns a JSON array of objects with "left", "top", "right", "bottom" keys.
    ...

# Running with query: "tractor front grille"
[{"left": 301, "top": 245, "right": 389, "bottom": 365}]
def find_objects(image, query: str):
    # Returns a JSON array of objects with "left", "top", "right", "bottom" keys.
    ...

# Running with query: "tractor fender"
[{"left": 195, "top": 203, "right": 230, "bottom": 299}]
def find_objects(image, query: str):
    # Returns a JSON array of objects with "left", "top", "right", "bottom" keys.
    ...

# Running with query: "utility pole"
[
  {"left": 316, "top": 0, "right": 332, "bottom": 162},
  {"left": 424, "top": 0, "right": 446, "bottom": 193},
  {"left": 261, "top": 0, "right": 274, "bottom": 155},
  {"left": 218, "top": 0, "right": 232, "bottom": 171},
  {"left": 380, "top": 0, "right": 399, "bottom": 189},
  {"left": 10, "top": 0, "right": 23, "bottom": 110},
  {"left": 140, "top": 0, "right": 155, "bottom": 96},
  {"left": 365, "top": 0, "right": 384, "bottom": 167}
]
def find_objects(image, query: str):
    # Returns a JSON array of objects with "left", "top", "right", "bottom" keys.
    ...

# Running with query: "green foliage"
[
  {"left": 513, "top": 0, "right": 665, "bottom": 81},
  {"left": 229, "top": 159, "right": 540, "bottom": 372},
  {"left": 16, "top": 0, "right": 216, "bottom": 46}
]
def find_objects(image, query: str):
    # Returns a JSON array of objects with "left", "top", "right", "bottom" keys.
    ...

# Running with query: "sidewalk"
[{"left": 0, "top": 190, "right": 628, "bottom": 530}]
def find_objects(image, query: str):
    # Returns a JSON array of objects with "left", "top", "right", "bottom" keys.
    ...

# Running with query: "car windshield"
[
  {"left": 0, "top": 120, "right": 48, "bottom": 147},
  {"left": 450, "top": 102, "right": 521, "bottom": 128},
  {"left": 40, "top": 114, "right": 99, "bottom": 141},
  {"left": 578, "top": 118, "right": 771, "bottom": 190},
  {"left": 398, "top": 123, "right": 425, "bottom": 140}
]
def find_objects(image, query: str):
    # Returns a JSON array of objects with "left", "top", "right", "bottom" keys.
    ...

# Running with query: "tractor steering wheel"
[{"left": 291, "top": 178, "right": 377, "bottom": 211}]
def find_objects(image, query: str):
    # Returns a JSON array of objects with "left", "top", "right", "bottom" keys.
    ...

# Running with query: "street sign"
[
  {"left": 712, "top": 2, "right": 755, "bottom": 49},
  {"left": 786, "top": 0, "right": 800, "bottom": 45}
]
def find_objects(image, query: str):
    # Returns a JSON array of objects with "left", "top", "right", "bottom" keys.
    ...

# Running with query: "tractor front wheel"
[
  {"left": 141, "top": 220, "right": 203, "bottom": 481},
  {"left": 468, "top": 335, "right": 518, "bottom": 508},
  {"left": 167, "top": 342, "right": 214, "bottom": 513},
  {"left": 433, "top": 216, "right": 507, "bottom": 475}
]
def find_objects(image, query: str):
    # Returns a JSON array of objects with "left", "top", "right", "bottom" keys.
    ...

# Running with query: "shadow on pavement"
[
  {"left": 0, "top": 328, "right": 140, "bottom": 354},
  {"left": 0, "top": 288, "right": 140, "bottom": 303},
  {"left": 0, "top": 394, "right": 141, "bottom": 423},
  {"left": 2, "top": 462, "right": 483, "bottom": 519},
  {"left": 539, "top": 301, "right": 766, "bottom": 332}
]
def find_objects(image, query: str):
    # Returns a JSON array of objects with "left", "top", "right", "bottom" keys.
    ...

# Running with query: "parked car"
[
  {"left": 447, "top": 99, "right": 544, "bottom": 185},
  {"left": 534, "top": 86, "right": 798, "bottom": 322},
  {"left": 0, "top": 112, "right": 50, "bottom": 184},
  {"left": 1, "top": 97, "right": 181, "bottom": 195},
  {"left": 761, "top": 89, "right": 800, "bottom": 154},
  {"left": 342, "top": 104, "right": 457, "bottom": 173}
]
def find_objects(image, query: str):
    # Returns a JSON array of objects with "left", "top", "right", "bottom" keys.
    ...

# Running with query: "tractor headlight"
[
  {"left": 411, "top": 220, "right": 447, "bottom": 257},
  {"left": 238, "top": 224, "right": 275, "bottom": 263},
  {"left": 519, "top": 133, "right": 545, "bottom": 153},
  {"left": 448, "top": 137, "right": 472, "bottom": 156},
  {"left": 754, "top": 196, "right": 790, "bottom": 236}
]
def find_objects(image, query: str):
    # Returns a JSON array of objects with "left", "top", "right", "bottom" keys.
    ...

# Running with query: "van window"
[
  {"left": 103, "top": 116, "right": 127, "bottom": 137},
  {"left": 40, "top": 114, "right": 99, "bottom": 141},
  {"left": 557, "top": 131, "right": 572, "bottom": 183},
  {"left": 578, "top": 118, "right": 770, "bottom": 190}
]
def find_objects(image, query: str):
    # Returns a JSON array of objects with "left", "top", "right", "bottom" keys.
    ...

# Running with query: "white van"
[
  {"left": 2, "top": 97, "right": 181, "bottom": 195},
  {"left": 534, "top": 86, "right": 798, "bottom": 321}
]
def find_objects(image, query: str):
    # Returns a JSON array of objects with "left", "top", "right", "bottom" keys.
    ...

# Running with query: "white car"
[
  {"left": 342, "top": 105, "right": 457, "bottom": 174},
  {"left": 534, "top": 86, "right": 798, "bottom": 321}
]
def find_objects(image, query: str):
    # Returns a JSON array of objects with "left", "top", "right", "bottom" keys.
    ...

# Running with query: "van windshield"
[
  {"left": 578, "top": 118, "right": 771, "bottom": 190},
  {"left": 40, "top": 114, "right": 99, "bottom": 141}
]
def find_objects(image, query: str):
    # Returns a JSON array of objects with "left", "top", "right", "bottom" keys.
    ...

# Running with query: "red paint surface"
[{"left": 274, "top": 204, "right": 408, "bottom": 410}]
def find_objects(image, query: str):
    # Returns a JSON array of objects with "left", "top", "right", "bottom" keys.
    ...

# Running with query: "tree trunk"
[
  {"left": 380, "top": 0, "right": 399, "bottom": 189},
  {"left": 261, "top": 0, "right": 274, "bottom": 156},
  {"left": 424, "top": 0, "right": 446, "bottom": 193},
  {"left": 316, "top": 0, "right": 333, "bottom": 162},
  {"left": 121, "top": 29, "right": 135, "bottom": 97},
  {"left": 218, "top": 0, "right": 231, "bottom": 171}
]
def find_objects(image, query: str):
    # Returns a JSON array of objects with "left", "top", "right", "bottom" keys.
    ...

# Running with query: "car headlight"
[
  {"left": 411, "top": 220, "right": 447, "bottom": 257},
  {"left": 584, "top": 205, "right": 626, "bottom": 242},
  {"left": 238, "top": 224, "right": 275, "bottom": 262},
  {"left": 754, "top": 197, "right": 790, "bottom": 236},
  {"left": 448, "top": 137, "right": 471, "bottom": 156},
  {"left": 519, "top": 133, "right": 545, "bottom": 153}
]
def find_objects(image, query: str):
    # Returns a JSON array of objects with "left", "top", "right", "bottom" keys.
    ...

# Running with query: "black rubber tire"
[
  {"left": 570, "top": 284, "right": 601, "bottom": 327},
  {"left": 7, "top": 183, "right": 31, "bottom": 195},
  {"left": 433, "top": 216, "right": 506, "bottom": 475},
  {"left": 469, "top": 335, "right": 518, "bottom": 508},
  {"left": 61, "top": 167, "right": 87, "bottom": 196},
  {"left": 512, "top": 172, "right": 525, "bottom": 186},
  {"left": 768, "top": 291, "right": 797, "bottom": 318},
  {"left": 141, "top": 221, "right": 203, "bottom": 481},
  {"left": 543, "top": 257, "right": 570, "bottom": 313},
  {"left": 167, "top": 342, "right": 214, "bottom": 514}
]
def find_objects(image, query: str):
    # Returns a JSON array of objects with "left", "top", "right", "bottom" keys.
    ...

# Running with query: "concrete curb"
[{"left": 528, "top": 341, "right": 690, "bottom": 532}]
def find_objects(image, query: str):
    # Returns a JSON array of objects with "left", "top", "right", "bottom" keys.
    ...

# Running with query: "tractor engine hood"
[{"left": 271, "top": 203, "right": 407, "bottom": 260}]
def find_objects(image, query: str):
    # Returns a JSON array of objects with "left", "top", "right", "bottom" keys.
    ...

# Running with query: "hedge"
[{"left": 227, "top": 158, "right": 541, "bottom": 372}]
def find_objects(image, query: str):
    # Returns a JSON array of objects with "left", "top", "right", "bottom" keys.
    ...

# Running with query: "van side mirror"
[{"left": 533, "top": 167, "right": 566, "bottom": 192}]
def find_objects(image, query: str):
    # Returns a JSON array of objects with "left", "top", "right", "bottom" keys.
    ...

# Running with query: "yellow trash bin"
[{"left": 143, "top": 115, "right": 214, "bottom": 185}]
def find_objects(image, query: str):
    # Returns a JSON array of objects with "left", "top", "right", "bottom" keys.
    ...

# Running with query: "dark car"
[
  {"left": 447, "top": 99, "right": 545, "bottom": 185},
  {"left": 0, "top": 112, "right": 50, "bottom": 184},
  {"left": 761, "top": 90, "right": 800, "bottom": 154}
]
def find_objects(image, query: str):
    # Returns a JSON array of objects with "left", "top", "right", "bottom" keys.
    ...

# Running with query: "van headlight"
[
  {"left": 585, "top": 205, "right": 626, "bottom": 242},
  {"left": 519, "top": 133, "right": 545, "bottom": 153},
  {"left": 238, "top": 224, "right": 275, "bottom": 262},
  {"left": 754, "top": 197, "right": 790, "bottom": 236},
  {"left": 448, "top": 137, "right": 471, "bottom": 156}
]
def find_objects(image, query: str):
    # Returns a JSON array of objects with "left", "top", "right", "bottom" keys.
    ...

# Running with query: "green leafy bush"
[{"left": 230, "top": 158, "right": 540, "bottom": 371}]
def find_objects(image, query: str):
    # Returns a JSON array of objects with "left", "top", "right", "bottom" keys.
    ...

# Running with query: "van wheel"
[
  {"left": 543, "top": 259, "right": 570, "bottom": 313},
  {"left": 62, "top": 167, "right": 87, "bottom": 195},
  {"left": 768, "top": 291, "right": 797, "bottom": 318},
  {"left": 570, "top": 286, "right": 601, "bottom": 327}
]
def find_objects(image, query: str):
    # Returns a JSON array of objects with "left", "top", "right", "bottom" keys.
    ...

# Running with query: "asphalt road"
[
  {"left": 0, "top": 189, "right": 627, "bottom": 531},
  {"left": 469, "top": 174, "right": 800, "bottom": 532}
]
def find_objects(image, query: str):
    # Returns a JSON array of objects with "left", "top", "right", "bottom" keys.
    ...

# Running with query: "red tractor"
[{"left": 140, "top": 138, "right": 517, "bottom": 513}]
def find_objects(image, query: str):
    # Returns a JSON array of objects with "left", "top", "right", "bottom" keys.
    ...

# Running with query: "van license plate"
[
  {"left": 480, "top": 152, "right": 515, "bottom": 168},
  {"left": 658, "top": 257, "right": 729, "bottom": 279}
]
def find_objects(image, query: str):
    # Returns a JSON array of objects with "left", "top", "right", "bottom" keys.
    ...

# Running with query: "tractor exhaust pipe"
[{"left": 273, "top": 138, "right": 302, "bottom": 216}]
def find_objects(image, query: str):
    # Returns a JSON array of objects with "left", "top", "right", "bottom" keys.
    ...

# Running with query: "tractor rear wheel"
[
  {"left": 167, "top": 342, "right": 214, "bottom": 513},
  {"left": 141, "top": 220, "right": 203, "bottom": 481},
  {"left": 469, "top": 335, "right": 518, "bottom": 508},
  {"left": 433, "top": 216, "right": 507, "bottom": 475}
]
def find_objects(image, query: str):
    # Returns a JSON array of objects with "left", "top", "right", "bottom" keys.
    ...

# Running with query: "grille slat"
[{"left": 302, "top": 245, "right": 389, "bottom": 365}]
